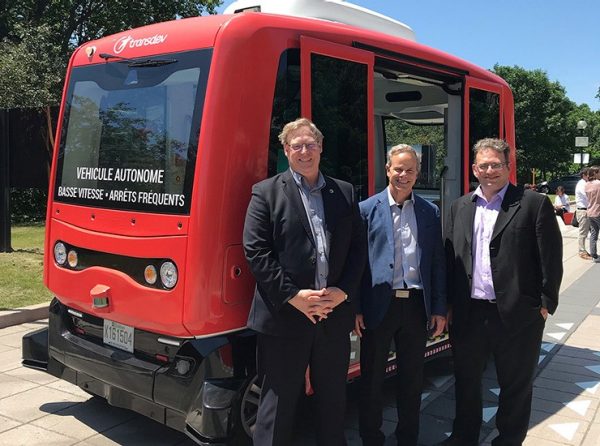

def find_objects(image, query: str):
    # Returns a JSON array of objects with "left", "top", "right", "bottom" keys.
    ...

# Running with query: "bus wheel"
[
  {"left": 231, "top": 374, "right": 261, "bottom": 444},
  {"left": 240, "top": 374, "right": 261, "bottom": 437}
]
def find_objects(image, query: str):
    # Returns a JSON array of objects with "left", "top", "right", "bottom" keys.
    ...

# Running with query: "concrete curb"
[{"left": 0, "top": 302, "right": 50, "bottom": 329}]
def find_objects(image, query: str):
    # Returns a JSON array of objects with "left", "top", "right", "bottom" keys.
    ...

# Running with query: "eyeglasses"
[
  {"left": 288, "top": 142, "right": 319, "bottom": 151},
  {"left": 475, "top": 162, "right": 507, "bottom": 171}
]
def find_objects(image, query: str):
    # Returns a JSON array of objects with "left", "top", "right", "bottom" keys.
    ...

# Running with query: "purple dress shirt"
[{"left": 471, "top": 183, "right": 509, "bottom": 301}]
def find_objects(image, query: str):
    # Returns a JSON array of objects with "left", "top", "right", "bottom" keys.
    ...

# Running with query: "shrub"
[{"left": 10, "top": 188, "right": 47, "bottom": 223}]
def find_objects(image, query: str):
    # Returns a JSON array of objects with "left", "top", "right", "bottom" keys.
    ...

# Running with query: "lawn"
[{"left": 0, "top": 224, "right": 52, "bottom": 310}]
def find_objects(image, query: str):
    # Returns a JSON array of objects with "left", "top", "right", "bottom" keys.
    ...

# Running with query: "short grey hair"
[
  {"left": 473, "top": 138, "right": 510, "bottom": 164},
  {"left": 278, "top": 118, "right": 324, "bottom": 146},
  {"left": 386, "top": 144, "right": 420, "bottom": 173}
]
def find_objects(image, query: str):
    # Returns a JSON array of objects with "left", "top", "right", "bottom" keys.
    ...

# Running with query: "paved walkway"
[
  {"left": 405, "top": 220, "right": 600, "bottom": 446},
  {"left": 0, "top": 218, "right": 597, "bottom": 445}
]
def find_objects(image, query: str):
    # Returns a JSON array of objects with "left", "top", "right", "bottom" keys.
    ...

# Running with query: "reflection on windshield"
[{"left": 55, "top": 49, "right": 211, "bottom": 214}]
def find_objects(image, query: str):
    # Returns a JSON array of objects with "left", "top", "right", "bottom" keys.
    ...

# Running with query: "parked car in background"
[{"left": 537, "top": 174, "right": 580, "bottom": 195}]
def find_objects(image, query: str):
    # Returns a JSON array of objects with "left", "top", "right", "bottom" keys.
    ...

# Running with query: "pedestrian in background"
[
  {"left": 553, "top": 185, "right": 571, "bottom": 219},
  {"left": 584, "top": 166, "right": 600, "bottom": 263},
  {"left": 575, "top": 168, "right": 592, "bottom": 259}
]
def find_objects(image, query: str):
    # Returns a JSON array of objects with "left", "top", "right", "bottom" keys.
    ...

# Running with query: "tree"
[
  {"left": 492, "top": 65, "right": 575, "bottom": 183},
  {"left": 0, "top": 0, "right": 221, "bottom": 109},
  {"left": 0, "top": 0, "right": 222, "bottom": 227},
  {"left": 0, "top": 24, "right": 64, "bottom": 109}
]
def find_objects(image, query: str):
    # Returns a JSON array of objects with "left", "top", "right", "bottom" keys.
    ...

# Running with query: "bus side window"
[
  {"left": 468, "top": 88, "right": 500, "bottom": 187},
  {"left": 268, "top": 49, "right": 301, "bottom": 177},
  {"left": 310, "top": 54, "right": 369, "bottom": 201}
]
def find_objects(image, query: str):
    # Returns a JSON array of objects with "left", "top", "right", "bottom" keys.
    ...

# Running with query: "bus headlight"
[
  {"left": 144, "top": 265, "right": 157, "bottom": 285},
  {"left": 160, "top": 261, "right": 178, "bottom": 289},
  {"left": 54, "top": 242, "right": 67, "bottom": 265},
  {"left": 67, "top": 250, "right": 78, "bottom": 268}
]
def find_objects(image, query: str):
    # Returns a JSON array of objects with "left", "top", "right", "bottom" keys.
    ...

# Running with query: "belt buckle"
[{"left": 395, "top": 289, "right": 410, "bottom": 298}]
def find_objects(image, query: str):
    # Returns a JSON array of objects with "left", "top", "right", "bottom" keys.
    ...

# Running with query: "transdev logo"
[{"left": 113, "top": 34, "right": 168, "bottom": 54}]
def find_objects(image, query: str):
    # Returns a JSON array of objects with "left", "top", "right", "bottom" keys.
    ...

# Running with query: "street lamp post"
[{"left": 575, "top": 120, "right": 589, "bottom": 170}]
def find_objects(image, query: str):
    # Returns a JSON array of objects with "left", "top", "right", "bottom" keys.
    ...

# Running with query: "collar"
[
  {"left": 472, "top": 182, "right": 510, "bottom": 204},
  {"left": 290, "top": 168, "right": 325, "bottom": 191},
  {"left": 387, "top": 186, "right": 414, "bottom": 208}
]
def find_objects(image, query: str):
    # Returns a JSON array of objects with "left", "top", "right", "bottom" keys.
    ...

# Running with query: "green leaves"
[
  {"left": 492, "top": 65, "right": 600, "bottom": 182},
  {"left": 0, "top": 0, "right": 222, "bottom": 109}
]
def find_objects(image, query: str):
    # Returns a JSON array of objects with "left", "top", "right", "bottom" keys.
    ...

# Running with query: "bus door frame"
[
  {"left": 463, "top": 77, "right": 515, "bottom": 192},
  {"left": 299, "top": 36, "right": 375, "bottom": 195}
]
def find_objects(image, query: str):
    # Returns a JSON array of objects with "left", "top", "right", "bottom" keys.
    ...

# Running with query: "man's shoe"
[
  {"left": 580, "top": 252, "right": 593, "bottom": 260},
  {"left": 593, "top": 257, "right": 600, "bottom": 263}
]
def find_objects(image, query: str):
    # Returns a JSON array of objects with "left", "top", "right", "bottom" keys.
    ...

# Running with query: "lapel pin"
[{"left": 329, "top": 189, "right": 334, "bottom": 193}]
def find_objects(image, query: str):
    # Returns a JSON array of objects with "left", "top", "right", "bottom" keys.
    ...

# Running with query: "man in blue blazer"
[{"left": 356, "top": 144, "right": 447, "bottom": 446}]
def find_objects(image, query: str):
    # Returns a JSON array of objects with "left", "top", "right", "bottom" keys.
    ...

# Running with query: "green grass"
[
  {"left": 11, "top": 223, "right": 46, "bottom": 251},
  {"left": 0, "top": 224, "right": 52, "bottom": 310}
]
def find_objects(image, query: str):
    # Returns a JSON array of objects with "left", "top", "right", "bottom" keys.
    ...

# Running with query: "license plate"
[{"left": 103, "top": 319, "right": 134, "bottom": 353}]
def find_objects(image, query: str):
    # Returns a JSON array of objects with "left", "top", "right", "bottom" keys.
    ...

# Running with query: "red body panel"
[{"left": 45, "top": 11, "right": 516, "bottom": 340}]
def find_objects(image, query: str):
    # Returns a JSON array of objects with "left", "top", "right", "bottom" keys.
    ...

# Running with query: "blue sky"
[{"left": 217, "top": 0, "right": 599, "bottom": 111}]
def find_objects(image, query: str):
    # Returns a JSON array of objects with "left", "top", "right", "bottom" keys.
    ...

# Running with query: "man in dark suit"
[
  {"left": 243, "top": 118, "right": 366, "bottom": 446},
  {"left": 442, "top": 138, "right": 563, "bottom": 446},
  {"left": 355, "top": 144, "right": 447, "bottom": 446}
]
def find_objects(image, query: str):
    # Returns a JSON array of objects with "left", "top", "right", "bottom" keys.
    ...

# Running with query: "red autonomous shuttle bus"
[{"left": 23, "top": 0, "right": 516, "bottom": 444}]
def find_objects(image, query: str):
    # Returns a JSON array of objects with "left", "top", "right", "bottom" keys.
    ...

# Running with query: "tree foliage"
[
  {"left": 0, "top": 24, "right": 64, "bottom": 108},
  {"left": 492, "top": 65, "right": 575, "bottom": 182},
  {"left": 0, "top": 0, "right": 221, "bottom": 109},
  {"left": 492, "top": 65, "right": 600, "bottom": 183}
]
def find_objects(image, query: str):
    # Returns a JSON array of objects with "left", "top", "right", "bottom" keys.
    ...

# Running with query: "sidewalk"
[
  {"left": 0, "top": 217, "right": 597, "bottom": 445},
  {"left": 416, "top": 219, "right": 600, "bottom": 446},
  {"left": 0, "top": 303, "right": 48, "bottom": 329},
  {"left": 519, "top": 220, "right": 600, "bottom": 446}
]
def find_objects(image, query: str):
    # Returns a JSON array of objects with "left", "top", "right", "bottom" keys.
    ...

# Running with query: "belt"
[
  {"left": 471, "top": 298, "right": 497, "bottom": 304},
  {"left": 394, "top": 288, "right": 423, "bottom": 298},
  {"left": 577, "top": 207, "right": 587, "bottom": 210}
]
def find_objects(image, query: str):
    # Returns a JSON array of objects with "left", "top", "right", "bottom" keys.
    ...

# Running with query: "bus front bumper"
[{"left": 21, "top": 299, "right": 245, "bottom": 446}]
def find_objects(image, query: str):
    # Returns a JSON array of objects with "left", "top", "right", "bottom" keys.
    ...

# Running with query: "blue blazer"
[{"left": 359, "top": 189, "right": 447, "bottom": 329}]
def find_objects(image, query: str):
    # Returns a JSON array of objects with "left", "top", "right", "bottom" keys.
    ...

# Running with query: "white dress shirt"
[
  {"left": 387, "top": 187, "right": 422, "bottom": 290},
  {"left": 575, "top": 178, "right": 589, "bottom": 208}
]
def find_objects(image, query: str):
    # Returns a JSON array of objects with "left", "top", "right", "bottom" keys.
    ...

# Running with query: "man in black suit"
[
  {"left": 243, "top": 118, "right": 366, "bottom": 446},
  {"left": 442, "top": 138, "right": 562, "bottom": 446}
]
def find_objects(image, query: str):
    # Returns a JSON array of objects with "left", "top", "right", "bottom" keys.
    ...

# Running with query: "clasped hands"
[{"left": 288, "top": 287, "right": 347, "bottom": 324}]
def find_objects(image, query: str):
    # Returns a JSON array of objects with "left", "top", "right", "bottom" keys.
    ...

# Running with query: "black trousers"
[
  {"left": 253, "top": 324, "right": 351, "bottom": 446},
  {"left": 359, "top": 292, "right": 427, "bottom": 446},
  {"left": 449, "top": 300, "right": 545, "bottom": 446}
]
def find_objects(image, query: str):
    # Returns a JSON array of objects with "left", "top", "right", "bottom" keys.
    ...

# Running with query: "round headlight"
[
  {"left": 54, "top": 242, "right": 67, "bottom": 265},
  {"left": 67, "top": 250, "right": 78, "bottom": 268},
  {"left": 160, "top": 261, "right": 178, "bottom": 289},
  {"left": 144, "top": 265, "right": 157, "bottom": 285}
]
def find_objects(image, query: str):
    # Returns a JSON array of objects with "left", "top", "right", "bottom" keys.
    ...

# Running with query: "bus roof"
[
  {"left": 223, "top": 0, "right": 416, "bottom": 42},
  {"left": 73, "top": 8, "right": 507, "bottom": 89}
]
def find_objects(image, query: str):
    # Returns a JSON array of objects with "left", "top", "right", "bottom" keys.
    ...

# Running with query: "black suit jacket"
[
  {"left": 444, "top": 184, "right": 563, "bottom": 333},
  {"left": 243, "top": 170, "right": 366, "bottom": 337}
]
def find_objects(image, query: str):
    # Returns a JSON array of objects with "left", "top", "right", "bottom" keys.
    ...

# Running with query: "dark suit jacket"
[
  {"left": 243, "top": 170, "right": 366, "bottom": 337},
  {"left": 359, "top": 189, "right": 447, "bottom": 329},
  {"left": 444, "top": 183, "right": 563, "bottom": 333}
]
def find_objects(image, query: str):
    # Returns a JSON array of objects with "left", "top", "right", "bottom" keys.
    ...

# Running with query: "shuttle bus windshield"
[{"left": 54, "top": 49, "right": 212, "bottom": 214}]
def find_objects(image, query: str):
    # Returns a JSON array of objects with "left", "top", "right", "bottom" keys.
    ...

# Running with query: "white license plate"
[{"left": 103, "top": 319, "right": 134, "bottom": 353}]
